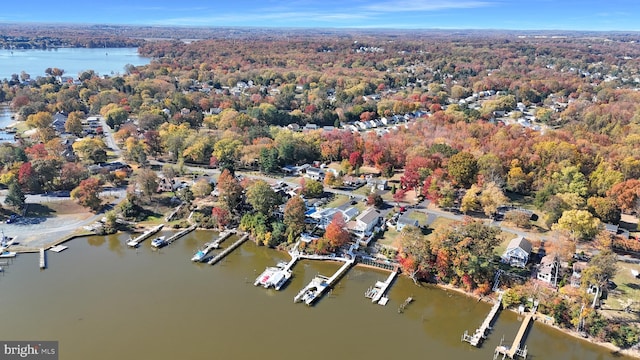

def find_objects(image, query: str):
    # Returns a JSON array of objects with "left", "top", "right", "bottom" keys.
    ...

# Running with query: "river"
[
  {"left": 0, "top": 231, "right": 628, "bottom": 360},
  {"left": 0, "top": 47, "right": 150, "bottom": 81}
]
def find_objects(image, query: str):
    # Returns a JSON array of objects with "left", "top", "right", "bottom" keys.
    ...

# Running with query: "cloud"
[{"left": 363, "top": 0, "right": 494, "bottom": 12}]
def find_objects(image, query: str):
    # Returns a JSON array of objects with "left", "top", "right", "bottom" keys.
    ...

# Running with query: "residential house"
[
  {"left": 305, "top": 167, "right": 325, "bottom": 181},
  {"left": 52, "top": 112, "right": 68, "bottom": 133},
  {"left": 571, "top": 261, "right": 588, "bottom": 288},
  {"left": 308, "top": 208, "right": 351, "bottom": 229},
  {"left": 396, "top": 212, "right": 419, "bottom": 231},
  {"left": 367, "top": 178, "right": 388, "bottom": 191},
  {"left": 537, "top": 254, "right": 560, "bottom": 286},
  {"left": 348, "top": 208, "right": 382, "bottom": 238},
  {"left": 157, "top": 177, "right": 179, "bottom": 192},
  {"left": 501, "top": 236, "right": 532, "bottom": 268}
]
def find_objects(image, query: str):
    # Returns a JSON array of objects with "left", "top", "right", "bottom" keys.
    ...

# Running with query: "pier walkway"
[
  {"left": 39, "top": 248, "right": 45, "bottom": 269},
  {"left": 207, "top": 233, "right": 248, "bottom": 265},
  {"left": 191, "top": 229, "right": 234, "bottom": 262},
  {"left": 165, "top": 224, "right": 197, "bottom": 246},
  {"left": 127, "top": 224, "right": 164, "bottom": 247},
  {"left": 462, "top": 293, "right": 503, "bottom": 347},
  {"left": 365, "top": 267, "right": 399, "bottom": 304},
  {"left": 494, "top": 304, "right": 536, "bottom": 359}
]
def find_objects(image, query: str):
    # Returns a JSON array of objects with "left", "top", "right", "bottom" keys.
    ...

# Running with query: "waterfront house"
[
  {"left": 348, "top": 208, "right": 382, "bottom": 238},
  {"left": 501, "top": 236, "right": 532, "bottom": 268},
  {"left": 537, "top": 254, "right": 560, "bottom": 286}
]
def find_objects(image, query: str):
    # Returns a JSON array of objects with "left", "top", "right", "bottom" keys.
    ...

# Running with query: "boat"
[
  {"left": 0, "top": 251, "right": 17, "bottom": 258},
  {"left": 254, "top": 267, "right": 275, "bottom": 287},
  {"left": 191, "top": 250, "right": 206, "bottom": 262},
  {"left": 272, "top": 270, "right": 292, "bottom": 291},
  {"left": 151, "top": 236, "right": 167, "bottom": 248}
]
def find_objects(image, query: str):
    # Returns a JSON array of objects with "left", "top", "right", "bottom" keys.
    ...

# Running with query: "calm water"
[
  {"left": 0, "top": 47, "right": 150, "bottom": 80},
  {"left": 0, "top": 103, "right": 16, "bottom": 142},
  {"left": 0, "top": 231, "right": 629, "bottom": 360}
]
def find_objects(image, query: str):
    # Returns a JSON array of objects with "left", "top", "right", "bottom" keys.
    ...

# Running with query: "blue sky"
[{"left": 2, "top": 0, "right": 640, "bottom": 31}]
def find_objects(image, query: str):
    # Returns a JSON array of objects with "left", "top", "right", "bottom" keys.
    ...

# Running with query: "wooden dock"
[
  {"left": 207, "top": 233, "right": 248, "bottom": 265},
  {"left": 462, "top": 293, "right": 503, "bottom": 347},
  {"left": 365, "top": 268, "right": 399, "bottom": 304},
  {"left": 165, "top": 224, "right": 197, "bottom": 245},
  {"left": 127, "top": 224, "right": 164, "bottom": 247},
  {"left": 494, "top": 312, "right": 534, "bottom": 359},
  {"left": 39, "top": 248, "right": 46, "bottom": 269}
]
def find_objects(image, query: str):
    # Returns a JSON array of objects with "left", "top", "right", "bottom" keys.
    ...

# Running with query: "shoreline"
[{"left": 434, "top": 281, "right": 640, "bottom": 359}]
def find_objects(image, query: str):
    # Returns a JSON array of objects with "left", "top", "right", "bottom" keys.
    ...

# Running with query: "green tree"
[
  {"left": 553, "top": 209, "right": 601, "bottom": 241},
  {"left": 447, "top": 151, "right": 477, "bottom": 187},
  {"left": 587, "top": 196, "right": 621, "bottom": 225},
  {"left": 302, "top": 179, "right": 324, "bottom": 198},
  {"left": 246, "top": 180, "right": 281, "bottom": 216},
  {"left": 259, "top": 147, "right": 279, "bottom": 173},
  {"left": 397, "top": 225, "right": 433, "bottom": 283},
  {"left": 4, "top": 180, "right": 25, "bottom": 209},
  {"left": 176, "top": 187, "right": 194, "bottom": 205},
  {"left": 192, "top": 178, "right": 212, "bottom": 198},
  {"left": 65, "top": 111, "right": 84, "bottom": 136}
]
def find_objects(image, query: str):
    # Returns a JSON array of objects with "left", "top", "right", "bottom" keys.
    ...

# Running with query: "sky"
[{"left": 2, "top": 0, "right": 640, "bottom": 31}]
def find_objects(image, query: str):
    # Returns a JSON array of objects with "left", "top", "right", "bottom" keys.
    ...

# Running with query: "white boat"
[
  {"left": 191, "top": 250, "right": 206, "bottom": 262},
  {"left": 273, "top": 270, "right": 292, "bottom": 291},
  {"left": 255, "top": 267, "right": 276, "bottom": 287},
  {"left": 0, "top": 251, "right": 17, "bottom": 258},
  {"left": 151, "top": 236, "right": 167, "bottom": 248}
]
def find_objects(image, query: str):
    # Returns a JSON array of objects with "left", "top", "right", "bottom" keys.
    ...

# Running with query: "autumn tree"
[
  {"left": 65, "top": 111, "right": 84, "bottom": 136},
  {"left": 283, "top": 195, "right": 306, "bottom": 242},
  {"left": 607, "top": 179, "right": 640, "bottom": 214},
  {"left": 397, "top": 225, "right": 433, "bottom": 283},
  {"left": 460, "top": 185, "right": 480, "bottom": 214},
  {"left": 324, "top": 213, "right": 350, "bottom": 251},
  {"left": 217, "top": 169, "right": 244, "bottom": 213},
  {"left": 71, "top": 177, "right": 103, "bottom": 212},
  {"left": 192, "top": 178, "right": 213, "bottom": 198},
  {"left": 581, "top": 249, "right": 617, "bottom": 308},
  {"left": 479, "top": 182, "right": 509, "bottom": 217},
  {"left": 134, "top": 168, "right": 159, "bottom": 200},
  {"left": 587, "top": 196, "right": 621, "bottom": 225},
  {"left": 210, "top": 207, "right": 231, "bottom": 230}
]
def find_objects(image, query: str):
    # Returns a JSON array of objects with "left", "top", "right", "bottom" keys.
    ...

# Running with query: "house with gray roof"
[{"left": 501, "top": 236, "right": 532, "bottom": 268}]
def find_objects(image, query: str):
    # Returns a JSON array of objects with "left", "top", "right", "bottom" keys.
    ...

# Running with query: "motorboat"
[
  {"left": 191, "top": 250, "right": 206, "bottom": 262},
  {"left": 151, "top": 236, "right": 167, "bottom": 248}
]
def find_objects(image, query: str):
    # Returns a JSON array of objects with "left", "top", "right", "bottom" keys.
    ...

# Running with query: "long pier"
[
  {"left": 127, "top": 224, "right": 164, "bottom": 247},
  {"left": 494, "top": 307, "right": 536, "bottom": 359},
  {"left": 365, "top": 268, "right": 399, "bottom": 304},
  {"left": 294, "top": 256, "right": 355, "bottom": 306},
  {"left": 191, "top": 230, "right": 234, "bottom": 262},
  {"left": 39, "top": 248, "right": 46, "bottom": 269},
  {"left": 462, "top": 293, "right": 503, "bottom": 347},
  {"left": 207, "top": 233, "right": 248, "bottom": 265},
  {"left": 165, "top": 224, "right": 197, "bottom": 245}
]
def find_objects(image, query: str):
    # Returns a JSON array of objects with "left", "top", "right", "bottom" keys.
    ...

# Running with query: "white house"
[
  {"left": 305, "top": 167, "right": 325, "bottom": 181},
  {"left": 537, "top": 254, "right": 560, "bottom": 286},
  {"left": 501, "top": 236, "right": 532, "bottom": 268},
  {"left": 348, "top": 208, "right": 382, "bottom": 238}
]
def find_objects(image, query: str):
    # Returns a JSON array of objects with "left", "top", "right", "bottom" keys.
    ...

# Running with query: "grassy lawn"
[
  {"left": 407, "top": 210, "right": 428, "bottom": 226},
  {"left": 603, "top": 261, "right": 640, "bottom": 321},
  {"left": 425, "top": 217, "right": 456, "bottom": 240},
  {"left": 353, "top": 185, "right": 373, "bottom": 196},
  {"left": 377, "top": 227, "right": 402, "bottom": 249},
  {"left": 324, "top": 194, "right": 348, "bottom": 209}
]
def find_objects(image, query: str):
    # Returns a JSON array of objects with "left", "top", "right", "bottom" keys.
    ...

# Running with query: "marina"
[
  {"left": 0, "top": 231, "right": 627, "bottom": 360},
  {"left": 462, "top": 292, "right": 504, "bottom": 347},
  {"left": 126, "top": 224, "right": 164, "bottom": 247}
]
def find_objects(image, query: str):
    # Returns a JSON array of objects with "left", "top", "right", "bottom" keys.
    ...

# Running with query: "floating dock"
[
  {"left": 462, "top": 293, "right": 503, "bottom": 347},
  {"left": 39, "top": 248, "right": 46, "bottom": 269},
  {"left": 365, "top": 268, "right": 399, "bottom": 304},
  {"left": 49, "top": 245, "right": 68, "bottom": 253},
  {"left": 127, "top": 224, "right": 164, "bottom": 247},
  {"left": 207, "top": 233, "right": 248, "bottom": 265}
]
